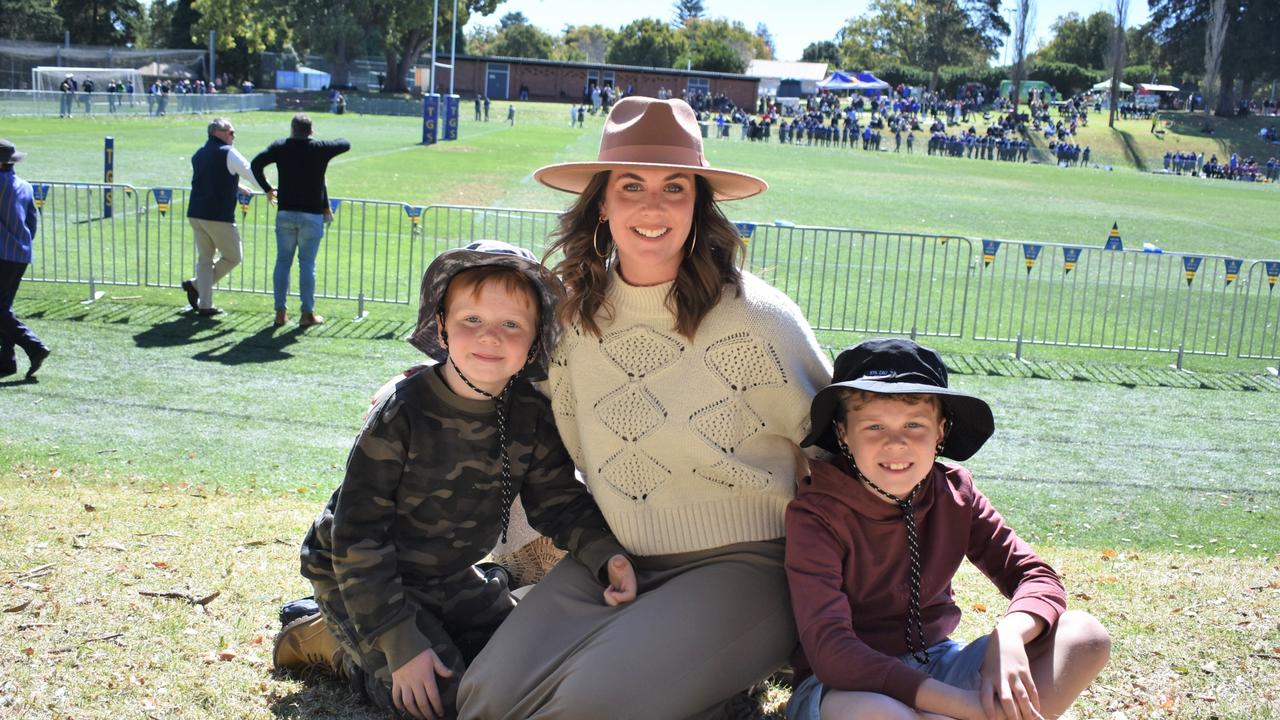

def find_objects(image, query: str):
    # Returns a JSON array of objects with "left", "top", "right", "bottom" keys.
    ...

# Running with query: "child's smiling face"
[
  {"left": 437, "top": 279, "right": 538, "bottom": 399},
  {"left": 836, "top": 393, "right": 947, "bottom": 500}
]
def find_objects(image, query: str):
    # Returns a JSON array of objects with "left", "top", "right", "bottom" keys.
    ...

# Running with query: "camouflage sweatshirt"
[{"left": 300, "top": 365, "right": 626, "bottom": 671}]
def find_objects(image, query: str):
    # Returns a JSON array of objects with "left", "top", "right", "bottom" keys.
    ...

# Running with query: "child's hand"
[
  {"left": 391, "top": 649, "right": 454, "bottom": 720},
  {"left": 602, "top": 554, "right": 637, "bottom": 606},
  {"left": 979, "top": 617, "right": 1044, "bottom": 720}
]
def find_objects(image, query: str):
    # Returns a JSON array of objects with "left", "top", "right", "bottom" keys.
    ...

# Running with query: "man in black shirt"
[{"left": 251, "top": 114, "right": 350, "bottom": 327}]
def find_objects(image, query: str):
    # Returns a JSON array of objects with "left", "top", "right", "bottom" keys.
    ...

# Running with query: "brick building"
[{"left": 414, "top": 55, "right": 760, "bottom": 109}]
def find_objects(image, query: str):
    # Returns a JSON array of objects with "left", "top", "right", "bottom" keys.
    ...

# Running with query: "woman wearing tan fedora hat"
[{"left": 458, "top": 98, "right": 832, "bottom": 719}]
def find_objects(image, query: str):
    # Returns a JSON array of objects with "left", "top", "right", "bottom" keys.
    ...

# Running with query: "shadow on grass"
[
  {"left": 269, "top": 674, "right": 381, "bottom": 720},
  {"left": 192, "top": 325, "right": 302, "bottom": 365},
  {"left": 1163, "top": 111, "right": 1273, "bottom": 160},
  {"left": 1115, "top": 130, "right": 1150, "bottom": 172},
  {"left": 132, "top": 312, "right": 235, "bottom": 349}
]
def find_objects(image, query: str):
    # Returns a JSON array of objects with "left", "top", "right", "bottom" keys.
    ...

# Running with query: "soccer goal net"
[{"left": 33, "top": 66, "right": 141, "bottom": 92}]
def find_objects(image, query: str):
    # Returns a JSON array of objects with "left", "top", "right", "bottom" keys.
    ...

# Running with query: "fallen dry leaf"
[
  {"left": 972, "top": 602, "right": 988, "bottom": 613},
  {"left": 3, "top": 600, "right": 32, "bottom": 613},
  {"left": 218, "top": 648, "right": 237, "bottom": 661},
  {"left": 1101, "top": 549, "right": 1117, "bottom": 560},
  {"left": 83, "top": 503, "right": 96, "bottom": 512}
]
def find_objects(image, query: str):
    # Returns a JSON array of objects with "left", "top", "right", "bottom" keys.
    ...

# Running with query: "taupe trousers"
[
  {"left": 458, "top": 539, "right": 794, "bottom": 720},
  {"left": 187, "top": 217, "right": 242, "bottom": 309}
]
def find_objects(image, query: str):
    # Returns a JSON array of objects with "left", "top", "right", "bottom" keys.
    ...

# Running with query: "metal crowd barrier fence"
[
  {"left": 972, "top": 239, "right": 1248, "bottom": 362},
  {"left": 25, "top": 188, "right": 1280, "bottom": 363},
  {"left": 0, "top": 89, "right": 275, "bottom": 117},
  {"left": 27, "top": 181, "right": 145, "bottom": 300},
  {"left": 1237, "top": 260, "right": 1280, "bottom": 360},
  {"left": 739, "top": 224, "right": 973, "bottom": 341}
]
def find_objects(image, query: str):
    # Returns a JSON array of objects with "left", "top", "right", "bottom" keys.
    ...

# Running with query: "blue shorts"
[{"left": 786, "top": 636, "right": 990, "bottom": 720}]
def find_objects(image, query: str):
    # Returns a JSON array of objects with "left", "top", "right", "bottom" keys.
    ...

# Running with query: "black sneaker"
[
  {"left": 181, "top": 279, "right": 199, "bottom": 310},
  {"left": 196, "top": 307, "right": 224, "bottom": 317}
]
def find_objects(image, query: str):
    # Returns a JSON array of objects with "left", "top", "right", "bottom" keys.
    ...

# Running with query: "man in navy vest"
[{"left": 183, "top": 118, "right": 260, "bottom": 316}]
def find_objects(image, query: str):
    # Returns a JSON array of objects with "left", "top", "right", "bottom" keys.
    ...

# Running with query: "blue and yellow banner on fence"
[
  {"left": 152, "top": 188, "right": 172, "bottom": 216},
  {"left": 422, "top": 94, "right": 440, "bottom": 146},
  {"left": 1224, "top": 259, "right": 1242, "bottom": 285},
  {"left": 982, "top": 240, "right": 1000, "bottom": 266},
  {"left": 1062, "top": 247, "right": 1081, "bottom": 274},
  {"left": 329, "top": 199, "right": 341, "bottom": 215},
  {"left": 33, "top": 184, "right": 50, "bottom": 210},
  {"left": 735, "top": 222, "right": 756, "bottom": 247},
  {"left": 236, "top": 189, "right": 253, "bottom": 215},
  {"left": 1182, "top": 256, "right": 1202, "bottom": 286},
  {"left": 404, "top": 205, "right": 422, "bottom": 225},
  {"left": 103, "top": 136, "right": 114, "bottom": 219},
  {"left": 1104, "top": 223, "right": 1123, "bottom": 251},
  {"left": 1022, "top": 244, "right": 1042, "bottom": 273},
  {"left": 1266, "top": 261, "right": 1279, "bottom": 288},
  {"left": 444, "top": 94, "right": 460, "bottom": 141}
]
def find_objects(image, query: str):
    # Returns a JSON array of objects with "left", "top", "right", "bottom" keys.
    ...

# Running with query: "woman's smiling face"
[{"left": 599, "top": 168, "right": 697, "bottom": 286}]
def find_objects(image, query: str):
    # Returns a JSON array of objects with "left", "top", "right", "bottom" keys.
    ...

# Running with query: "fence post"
[
  {"left": 356, "top": 292, "right": 367, "bottom": 321},
  {"left": 1175, "top": 343, "right": 1185, "bottom": 370},
  {"left": 1015, "top": 333, "right": 1024, "bottom": 360}
]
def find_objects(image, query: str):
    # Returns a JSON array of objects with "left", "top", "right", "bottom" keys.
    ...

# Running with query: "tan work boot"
[
  {"left": 273, "top": 309, "right": 288, "bottom": 327},
  {"left": 273, "top": 612, "right": 346, "bottom": 676},
  {"left": 300, "top": 312, "right": 325, "bottom": 327}
]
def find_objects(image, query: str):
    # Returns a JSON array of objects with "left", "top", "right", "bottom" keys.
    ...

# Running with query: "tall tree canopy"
[
  {"left": 1037, "top": 11, "right": 1114, "bottom": 69},
  {"left": 56, "top": 0, "right": 146, "bottom": 45},
  {"left": 837, "top": 0, "right": 929, "bottom": 70},
  {"left": 489, "top": 12, "right": 554, "bottom": 59},
  {"left": 606, "top": 17, "right": 684, "bottom": 67},
  {"left": 677, "top": 17, "right": 771, "bottom": 73},
  {"left": 672, "top": 0, "right": 704, "bottom": 26},
  {"left": 1, "top": 0, "right": 64, "bottom": 41},
  {"left": 556, "top": 24, "right": 614, "bottom": 63},
  {"left": 800, "top": 40, "right": 842, "bottom": 66},
  {"left": 1149, "top": 0, "right": 1280, "bottom": 113}
]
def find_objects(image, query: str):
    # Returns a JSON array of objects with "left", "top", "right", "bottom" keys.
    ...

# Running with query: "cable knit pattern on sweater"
[{"left": 549, "top": 269, "right": 833, "bottom": 556}]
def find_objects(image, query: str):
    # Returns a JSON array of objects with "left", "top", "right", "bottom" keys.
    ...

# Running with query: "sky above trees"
[{"left": 492, "top": 0, "right": 1150, "bottom": 62}]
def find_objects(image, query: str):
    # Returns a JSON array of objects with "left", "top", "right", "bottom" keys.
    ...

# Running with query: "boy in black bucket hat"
[
  {"left": 275, "top": 240, "right": 633, "bottom": 720},
  {"left": 784, "top": 338, "right": 1110, "bottom": 720}
]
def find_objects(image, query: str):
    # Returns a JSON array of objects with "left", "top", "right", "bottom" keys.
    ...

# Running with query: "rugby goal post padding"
[{"left": 33, "top": 66, "right": 141, "bottom": 91}]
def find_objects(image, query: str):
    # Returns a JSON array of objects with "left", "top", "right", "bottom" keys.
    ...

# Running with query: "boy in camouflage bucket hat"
[{"left": 277, "top": 240, "right": 636, "bottom": 720}]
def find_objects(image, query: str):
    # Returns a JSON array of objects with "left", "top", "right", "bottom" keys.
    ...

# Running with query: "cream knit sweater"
[{"left": 548, "top": 269, "right": 832, "bottom": 556}]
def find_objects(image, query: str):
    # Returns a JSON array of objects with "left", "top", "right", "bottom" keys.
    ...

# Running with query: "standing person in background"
[
  {"left": 59, "top": 73, "right": 76, "bottom": 117},
  {"left": 181, "top": 118, "right": 261, "bottom": 317},
  {"left": 0, "top": 139, "right": 50, "bottom": 379},
  {"left": 251, "top": 113, "right": 350, "bottom": 328}
]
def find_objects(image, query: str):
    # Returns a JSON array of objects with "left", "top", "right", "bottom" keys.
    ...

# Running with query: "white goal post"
[{"left": 32, "top": 66, "right": 142, "bottom": 92}]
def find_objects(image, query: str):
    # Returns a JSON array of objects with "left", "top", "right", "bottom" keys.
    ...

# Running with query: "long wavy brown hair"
[{"left": 544, "top": 172, "right": 745, "bottom": 338}]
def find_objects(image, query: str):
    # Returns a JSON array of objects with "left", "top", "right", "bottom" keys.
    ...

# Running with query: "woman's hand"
[
  {"left": 391, "top": 649, "right": 455, "bottom": 720},
  {"left": 602, "top": 554, "right": 637, "bottom": 606},
  {"left": 979, "top": 614, "right": 1045, "bottom": 720}
]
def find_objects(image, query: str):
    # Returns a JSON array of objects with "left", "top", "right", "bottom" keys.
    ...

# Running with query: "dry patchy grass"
[{"left": 2, "top": 473, "right": 1278, "bottom": 719}]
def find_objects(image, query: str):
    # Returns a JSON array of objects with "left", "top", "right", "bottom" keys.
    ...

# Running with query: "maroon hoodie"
[{"left": 785, "top": 458, "right": 1066, "bottom": 707}]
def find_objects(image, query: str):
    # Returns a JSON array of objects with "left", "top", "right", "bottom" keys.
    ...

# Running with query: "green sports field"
[{"left": 2, "top": 104, "right": 1279, "bottom": 719}]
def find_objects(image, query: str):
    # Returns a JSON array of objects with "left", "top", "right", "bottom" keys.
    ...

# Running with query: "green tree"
[
  {"left": 556, "top": 24, "right": 614, "bottom": 63},
  {"left": 755, "top": 22, "right": 775, "bottom": 58},
  {"left": 490, "top": 16, "right": 554, "bottom": 59},
  {"left": 0, "top": 0, "right": 64, "bottom": 41},
  {"left": 1148, "top": 0, "right": 1279, "bottom": 115},
  {"left": 606, "top": 17, "right": 684, "bottom": 67},
  {"left": 672, "top": 0, "right": 703, "bottom": 26},
  {"left": 676, "top": 17, "right": 769, "bottom": 73},
  {"left": 56, "top": 0, "right": 146, "bottom": 45},
  {"left": 918, "top": 0, "right": 1008, "bottom": 89},
  {"left": 1037, "top": 11, "right": 1113, "bottom": 69},
  {"left": 800, "top": 40, "right": 842, "bottom": 66},
  {"left": 837, "top": 0, "right": 929, "bottom": 70}
]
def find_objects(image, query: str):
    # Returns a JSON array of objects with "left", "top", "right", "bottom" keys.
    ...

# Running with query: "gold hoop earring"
[
  {"left": 593, "top": 217, "right": 609, "bottom": 259},
  {"left": 687, "top": 223, "right": 698, "bottom": 258}
]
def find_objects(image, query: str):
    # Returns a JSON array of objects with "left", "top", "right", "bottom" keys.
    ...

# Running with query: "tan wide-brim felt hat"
[{"left": 534, "top": 97, "right": 767, "bottom": 202}]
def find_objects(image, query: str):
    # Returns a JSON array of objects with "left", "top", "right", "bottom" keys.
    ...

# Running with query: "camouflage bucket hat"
[{"left": 407, "top": 240, "right": 565, "bottom": 382}]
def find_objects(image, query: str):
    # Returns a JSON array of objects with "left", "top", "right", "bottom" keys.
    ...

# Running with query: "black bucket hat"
[
  {"left": 801, "top": 338, "right": 994, "bottom": 460},
  {"left": 0, "top": 139, "right": 27, "bottom": 164},
  {"left": 407, "top": 240, "right": 564, "bottom": 382}
]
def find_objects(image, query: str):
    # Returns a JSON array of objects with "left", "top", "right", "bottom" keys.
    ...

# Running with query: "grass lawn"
[{"left": 3, "top": 103, "right": 1280, "bottom": 718}]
